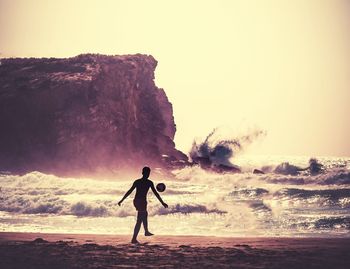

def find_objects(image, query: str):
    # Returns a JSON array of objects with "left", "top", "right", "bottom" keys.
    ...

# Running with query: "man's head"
[{"left": 142, "top": 166, "right": 151, "bottom": 178}]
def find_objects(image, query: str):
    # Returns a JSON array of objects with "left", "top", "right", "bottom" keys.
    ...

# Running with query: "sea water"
[{"left": 0, "top": 155, "right": 349, "bottom": 237}]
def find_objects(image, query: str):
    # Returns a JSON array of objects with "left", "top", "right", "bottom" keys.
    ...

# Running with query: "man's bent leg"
[
  {"left": 141, "top": 211, "right": 153, "bottom": 236},
  {"left": 142, "top": 211, "right": 154, "bottom": 236},
  {"left": 142, "top": 211, "right": 148, "bottom": 232}
]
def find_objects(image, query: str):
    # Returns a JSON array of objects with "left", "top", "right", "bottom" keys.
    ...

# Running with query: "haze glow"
[{"left": 1, "top": 0, "right": 349, "bottom": 156}]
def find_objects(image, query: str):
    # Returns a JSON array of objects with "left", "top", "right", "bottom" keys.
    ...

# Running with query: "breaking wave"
[
  {"left": 314, "top": 217, "right": 350, "bottom": 230},
  {"left": 155, "top": 204, "right": 226, "bottom": 215},
  {"left": 229, "top": 188, "right": 269, "bottom": 198},
  {"left": 277, "top": 188, "right": 350, "bottom": 201},
  {"left": 0, "top": 155, "right": 349, "bottom": 236},
  {"left": 189, "top": 128, "right": 266, "bottom": 169}
]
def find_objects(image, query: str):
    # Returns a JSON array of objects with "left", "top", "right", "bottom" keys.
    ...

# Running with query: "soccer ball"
[{"left": 156, "top": 183, "right": 166, "bottom": 192}]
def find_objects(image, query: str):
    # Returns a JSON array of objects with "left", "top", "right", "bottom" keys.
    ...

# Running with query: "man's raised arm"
[
  {"left": 118, "top": 182, "right": 136, "bottom": 206},
  {"left": 151, "top": 182, "right": 168, "bottom": 208}
]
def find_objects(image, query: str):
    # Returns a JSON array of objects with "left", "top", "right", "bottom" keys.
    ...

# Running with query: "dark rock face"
[{"left": 0, "top": 54, "right": 187, "bottom": 176}]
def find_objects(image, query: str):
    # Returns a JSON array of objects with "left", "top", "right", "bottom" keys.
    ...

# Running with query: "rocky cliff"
[{"left": 0, "top": 54, "right": 188, "bottom": 177}]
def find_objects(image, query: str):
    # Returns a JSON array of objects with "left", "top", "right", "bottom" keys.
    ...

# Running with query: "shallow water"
[{"left": 0, "top": 155, "right": 349, "bottom": 237}]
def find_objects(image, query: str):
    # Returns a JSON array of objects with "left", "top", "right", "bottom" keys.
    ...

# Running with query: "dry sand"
[{"left": 0, "top": 232, "right": 349, "bottom": 268}]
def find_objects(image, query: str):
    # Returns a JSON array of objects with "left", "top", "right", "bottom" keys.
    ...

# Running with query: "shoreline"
[
  {"left": 1, "top": 231, "right": 350, "bottom": 245},
  {"left": 1, "top": 232, "right": 350, "bottom": 268},
  {"left": 1, "top": 231, "right": 350, "bottom": 249}
]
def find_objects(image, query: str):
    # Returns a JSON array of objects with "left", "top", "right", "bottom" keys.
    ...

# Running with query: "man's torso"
[{"left": 134, "top": 179, "right": 152, "bottom": 200}]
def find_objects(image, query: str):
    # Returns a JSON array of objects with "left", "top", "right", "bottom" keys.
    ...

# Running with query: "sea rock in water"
[
  {"left": 253, "top": 169, "right": 264, "bottom": 174},
  {"left": 212, "top": 164, "right": 241, "bottom": 173},
  {"left": 0, "top": 54, "right": 188, "bottom": 176},
  {"left": 32, "top": 238, "right": 48, "bottom": 244},
  {"left": 309, "top": 158, "right": 324, "bottom": 175},
  {"left": 191, "top": 155, "right": 241, "bottom": 173}
]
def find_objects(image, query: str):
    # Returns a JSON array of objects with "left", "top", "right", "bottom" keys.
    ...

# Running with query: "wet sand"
[{"left": 0, "top": 232, "right": 349, "bottom": 268}]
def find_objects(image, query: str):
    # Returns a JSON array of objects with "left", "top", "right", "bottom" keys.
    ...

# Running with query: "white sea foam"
[{"left": 0, "top": 156, "right": 349, "bottom": 236}]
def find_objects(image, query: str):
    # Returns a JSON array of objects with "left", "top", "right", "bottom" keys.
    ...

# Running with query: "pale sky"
[{"left": 1, "top": 0, "right": 349, "bottom": 156}]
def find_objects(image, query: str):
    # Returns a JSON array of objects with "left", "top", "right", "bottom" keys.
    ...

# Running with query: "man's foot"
[
  {"left": 145, "top": 232, "right": 154, "bottom": 236},
  {"left": 131, "top": 239, "right": 140, "bottom": 244}
]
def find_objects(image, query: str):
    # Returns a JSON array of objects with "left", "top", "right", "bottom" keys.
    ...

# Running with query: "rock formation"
[{"left": 0, "top": 54, "right": 188, "bottom": 177}]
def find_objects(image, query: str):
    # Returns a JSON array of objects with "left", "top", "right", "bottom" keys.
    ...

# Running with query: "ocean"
[{"left": 0, "top": 155, "right": 349, "bottom": 237}]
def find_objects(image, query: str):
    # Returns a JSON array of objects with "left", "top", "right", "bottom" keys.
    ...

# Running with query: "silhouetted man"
[{"left": 118, "top": 166, "right": 168, "bottom": 244}]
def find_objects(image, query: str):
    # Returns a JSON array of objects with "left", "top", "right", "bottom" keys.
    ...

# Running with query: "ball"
[{"left": 156, "top": 183, "right": 166, "bottom": 192}]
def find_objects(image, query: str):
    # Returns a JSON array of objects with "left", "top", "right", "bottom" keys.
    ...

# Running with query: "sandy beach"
[{"left": 0, "top": 232, "right": 349, "bottom": 268}]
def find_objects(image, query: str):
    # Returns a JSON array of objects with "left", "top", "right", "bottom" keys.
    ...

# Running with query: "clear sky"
[{"left": 1, "top": 0, "right": 349, "bottom": 156}]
